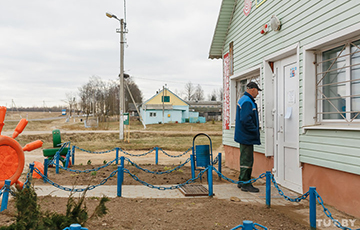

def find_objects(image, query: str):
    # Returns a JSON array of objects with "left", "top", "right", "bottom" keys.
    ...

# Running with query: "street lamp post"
[{"left": 106, "top": 12, "right": 125, "bottom": 140}]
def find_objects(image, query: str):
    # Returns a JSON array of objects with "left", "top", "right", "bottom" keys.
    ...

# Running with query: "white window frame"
[
  {"left": 303, "top": 22, "right": 360, "bottom": 131},
  {"left": 315, "top": 40, "right": 360, "bottom": 123},
  {"left": 230, "top": 65, "right": 263, "bottom": 129}
]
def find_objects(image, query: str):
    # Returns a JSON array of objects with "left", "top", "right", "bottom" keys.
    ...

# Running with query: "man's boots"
[{"left": 240, "top": 184, "right": 259, "bottom": 193}]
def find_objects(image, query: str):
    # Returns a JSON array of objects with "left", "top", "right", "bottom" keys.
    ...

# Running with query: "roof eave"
[{"left": 208, "top": 0, "right": 237, "bottom": 59}]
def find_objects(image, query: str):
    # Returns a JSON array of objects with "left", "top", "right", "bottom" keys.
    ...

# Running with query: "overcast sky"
[{"left": 0, "top": 1, "right": 222, "bottom": 108}]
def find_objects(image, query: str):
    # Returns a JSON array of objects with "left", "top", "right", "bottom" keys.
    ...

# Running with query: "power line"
[{"left": 132, "top": 76, "right": 221, "bottom": 87}]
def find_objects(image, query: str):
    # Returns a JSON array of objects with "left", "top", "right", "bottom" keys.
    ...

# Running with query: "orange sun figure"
[{"left": 0, "top": 106, "right": 43, "bottom": 190}]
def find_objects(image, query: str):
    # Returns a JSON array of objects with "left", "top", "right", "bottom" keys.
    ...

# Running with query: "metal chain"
[
  {"left": 254, "top": 223, "right": 268, "bottom": 230},
  {"left": 159, "top": 147, "right": 192, "bottom": 158},
  {"left": 124, "top": 157, "right": 191, "bottom": 174},
  {"left": 33, "top": 167, "right": 117, "bottom": 192},
  {"left": 271, "top": 175, "right": 309, "bottom": 202},
  {"left": 47, "top": 142, "right": 71, "bottom": 165},
  {"left": 0, "top": 186, "right": 5, "bottom": 197},
  {"left": 23, "top": 167, "right": 33, "bottom": 189},
  {"left": 315, "top": 190, "right": 360, "bottom": 230},
  {"left": 119, "top": 148, "right": 155, "bottom": 157},
  {"left": 57, "top": 158, "right": 117, "bottom": 173},
  {"left": 123, "top": 167, "right": 208, "bottom": 190},
  {"left": 212, "top": 155, "right": 219, "bottom": 165},
  {"left": 74, "top": 146, "right": 116, "bottom": 154},
  {"left": 0, "top": 182, "right": 16, "bottom": 197},
  {"left": 213, "top": 167, "right": 266, "bottom": 185}
]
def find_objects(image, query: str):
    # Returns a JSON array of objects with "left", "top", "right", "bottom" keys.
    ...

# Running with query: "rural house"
[
  {"left": 139, "top": 87, "right": 200, "bottom": 125},
  {"left": 209, "top": 0, "right": 360, "bottom": 217}
]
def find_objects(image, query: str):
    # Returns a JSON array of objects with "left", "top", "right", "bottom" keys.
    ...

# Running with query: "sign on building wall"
[
  {"left": 243, "top": 0, "right": 252, "bottom": 16},
  {"left": 223, "top": 53, "right": 230, "bottom": 130},
  {"left": 256, "top": 0, "right": 266, "bottom": 8}
]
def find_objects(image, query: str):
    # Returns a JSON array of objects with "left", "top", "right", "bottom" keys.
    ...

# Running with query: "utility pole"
[
  {"left": 107, "top": 12, "right": 125, "bottom": 140},
  {"left": 118, "top": 19, "right": 125, "bottom": 140}
]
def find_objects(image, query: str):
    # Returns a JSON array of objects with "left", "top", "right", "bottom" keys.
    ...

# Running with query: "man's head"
[{"left": 246, "top": 82, "right": 262, "bottom": 98}]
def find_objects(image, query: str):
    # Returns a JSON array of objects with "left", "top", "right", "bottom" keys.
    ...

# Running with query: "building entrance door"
[{"left": 273, "top": 55, "right": 302, "bottom": 193}]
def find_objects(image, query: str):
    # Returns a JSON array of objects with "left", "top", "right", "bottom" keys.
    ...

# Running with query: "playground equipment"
[
  {"left": 0, "top": 106, "right": 43, "bottom": 190},
  {"left": 42, "top": 129, "right": 70, "bottom": 166}
]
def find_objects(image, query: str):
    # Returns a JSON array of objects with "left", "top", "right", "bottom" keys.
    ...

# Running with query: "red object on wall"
[
  {"left": 223, "top": 53, "right": 230, "bottom": 130},
  {"left": 261, "top": 24, "right": 268, "bottom": 34},
  {"left": 243, "top": 0, "right": 252, "bottom": 16}
]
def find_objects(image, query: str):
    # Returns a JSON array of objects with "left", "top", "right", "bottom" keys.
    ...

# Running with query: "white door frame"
[
  {"left": 274, "top": 55, "right": 302, "bottom": 192},
  {"left": 263, "top": 43, "right": 303, "bottom": 193}
]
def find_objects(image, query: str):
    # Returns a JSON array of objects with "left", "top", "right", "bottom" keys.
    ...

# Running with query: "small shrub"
[
  {"left": 87, "top": 160, "right": 92, "bottom": 165},
  {"left": 0, "top": 185, "right": 109, "bottom": 230}
]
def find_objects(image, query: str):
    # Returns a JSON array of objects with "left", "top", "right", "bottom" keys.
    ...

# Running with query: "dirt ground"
[
  {"left": 0, "top": 196, "right": 310, "bottom": 230},
  {"left": 1, "top": 147, "right": 359, "bottom": 229},
  {"left": 1, "top": 163, "right": 310, "bottom": 230},
  {"left": 2, "top": 158, "right": 360, "bottom": 230}
]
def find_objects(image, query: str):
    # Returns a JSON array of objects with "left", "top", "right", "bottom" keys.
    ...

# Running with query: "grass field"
[{"left": 4, "top": 112, "right": 223, "bottom": 152}]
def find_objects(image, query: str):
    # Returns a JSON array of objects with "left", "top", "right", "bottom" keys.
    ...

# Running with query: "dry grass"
[{"left": 6, "top": 112, "right": 223, "bottom": 152}]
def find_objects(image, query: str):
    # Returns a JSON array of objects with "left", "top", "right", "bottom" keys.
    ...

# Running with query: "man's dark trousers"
[{"left": 239, "top": 144, "right": 254, "bottom": 181}]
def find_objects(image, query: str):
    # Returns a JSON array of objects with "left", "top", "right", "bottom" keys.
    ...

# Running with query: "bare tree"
[
  {"left": 194, "top": 84, "right": 205, "bottom": 101},
  {"left": 218, "top": 87, "right": 224, "bottom": 101},
  {"left": 209, "top": 89, "right": 217, "bottom": 101},
  {"left": 78, "top": 75, "right": 143, "bottom": 120},
  {"left": 64, "top": 92, "right": 77, "bottom": 116},
  {"left": 184, "top": 81, "right": 195, "bottom": 101}
]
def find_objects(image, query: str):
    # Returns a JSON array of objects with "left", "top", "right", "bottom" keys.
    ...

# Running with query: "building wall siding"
[
  {"left": 300, "top": 130, "right": 360, "bottom": 175},
  {"left": 222, "top": 0, "right": 360, "bottom": 175}
]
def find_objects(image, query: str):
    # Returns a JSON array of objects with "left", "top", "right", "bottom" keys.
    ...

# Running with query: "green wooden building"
[{"left": 209, "top": 0, "right": 360, "bottom": 217}]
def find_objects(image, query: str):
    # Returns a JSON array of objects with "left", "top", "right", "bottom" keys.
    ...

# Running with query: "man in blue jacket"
[{"left": 234, "top": 82, "right": 261, "bottom": 193}]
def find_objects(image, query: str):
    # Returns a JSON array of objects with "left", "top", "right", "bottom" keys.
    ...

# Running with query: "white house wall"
[{"left": 222, "top": 0, "right": 360, "bottom": 175}]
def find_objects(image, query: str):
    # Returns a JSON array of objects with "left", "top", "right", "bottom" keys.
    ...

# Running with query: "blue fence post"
[
  {"left": 117, "top": 156, "right": 124, "bottom": 197},
  {"left": 67, "top": 223, "right": 88, "bottom": 230},
  {"left": 115, "top": 147, "right": 119, "bottom": 165},
  {"left": 266, "top": 171, "right": 271, "bottom": 207},
  {"left": 0, "top": 180, "right": 11, "bottom": 212},
  {"left": 120, "top": 156, "right": 124, "bottom": 169},
  {"left": 44, "top": 158, "right": 49, "bottom": 183},
  {"left": 29, "top": 162, "right": 35, "bottom": 176},
  {"left": 309, "top": 187, "right": 317, "bottom": 230},
  {"left": 217, "top": 152, "right": 222, "bottom": 180},
  {"left": 56, "top": 153, "right": 60, "bottom": 174},
  {"left": 65, "top": 150, "right": 70, "bottom": 169},
  {"left": 155, "top": 147, "right": 159, "bottom": 165},
  {"left": 190, "top": 154, "right": 195, "bottom": 179},
  {"left": 71, "top": 145, "right": 75, "bottom": 165},
  {"left": 207, "top": 165, "right": 213, "bottom": 196},
  {"left": 242, "top": 220, "right": 254, "bottom": 230}
]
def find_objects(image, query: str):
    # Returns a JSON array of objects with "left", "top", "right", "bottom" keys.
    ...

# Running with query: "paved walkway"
[{"left": 32, "top": 183, "right": 301, "bottom": 207}]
